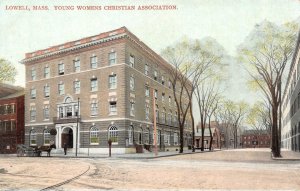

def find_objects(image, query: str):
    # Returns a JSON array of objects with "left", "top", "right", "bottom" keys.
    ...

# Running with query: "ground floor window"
[
  {"left": 108, "top": 126, "right": 118, "bottom": 144},
  {"left": 30, "top": 129, "right": 36, "bottom": 145},
  {"left": 44, "top": 129, "right": 50, "bottom": 145},
  {"left": 128, "top": 126, "right": 133, "bottom": 145},
  {"left": 90, "top": 126, "right": 100, "bottom": 144},
  {"left": 174, "top": 132, "right": 178, "bottom": 145}
]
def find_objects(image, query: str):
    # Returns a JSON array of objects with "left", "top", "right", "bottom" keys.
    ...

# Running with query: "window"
[
  {"left": 74, "top": 57, "right": 80, "bottom": 72},
  {"left": 109, "top": 52, "right": 116, "bottom": 65},
  {"left": 90, "top": 126, "right": 100, "bottom": 144},
  {"left": 145, "top": 85, "right": 150, "bottom": 97},
  {"left": 153, "top": 130, "right": 161, "bottom": 145},
  {"left": 74, "top": 80, "right": 80, "bottom": 94},
  {"left": 165, "top": 132, "right": 170, "bottom": 145},
  {"left": 11, "top": 120, "right": 16, "bottom": 131},
  {"left": 109, "top": 101, "right": 117, "bottom": 115},
  {"left": 162, "top": 93, "right": 165, "bottom": 102},
  {"left": 155, "top": 105, "right": 159, "bottom": 122},
  {"left": 161, "top": 75, "right": 165, "bottom": 85},
  {"left": 128, "top": 126, "right": 133, "bottom": 145},
  {"left": 154, "top": 89, "right": 158, "bottom": 99},
  {"left": 145, "top": 64, "right": 149, "bottom": 75},
  {"left": 168, "top": 111, "right": 172, "bottom": 125},
  {"left": 58, "top": 62, "right": 64, "bottom": 75},
  {"left": 90, "top": 78, "right": 98, "bottom": 91},
  {"left": 109, "top": 74, "right": 117, "bottom": 89},
  {"left": 168, "top": 80, "right": 172, "bottom": 89},
  {"left": 108, "top": 126, "right": 118, "bottom": 143},
  {"left": 30, "top": 88, "right": 36, "bottom": 99},
  {"left": 58, "top": 83, "right": 64, "bottom": 95},
  {"left": 7, "top": 105, "right": 12, "bottom": 114},
  {"left": 162, "top": 108, "right": 166, "bottom": 124},
  {"left": 145, "top": 104, "right": 150, "bottom": 120},
  {"left": 44, "top": 129, "right": 50, "bottom": 145},
  {"left": 90, "top": 54, "right": 98, "bottom": 69},
  {"left": 174, "top": 112, "right": 178, "bottom": 126},
  {"left": 66, "top": 106, "right": 72, "bottom": 117},
  {"left": 144, "top": 129, "right": 150, "bottom": 144},
  {"left": 129, "top": 55, "right": 135, "bottom": 67},
  {"left": 154, "top": 70, "right": 158, "bottom": 80},
  {"left": 5, "top": 121, "right": 11, "bottom": 132},
  {"left": 11, "top": 104, "right": 15, "bottom": 114},
  {"left": 43, "top": 105, "right": 49, "bottom": 120},
  {"left": 44, "top": 85, "right": 50, "bottom": 97},
  {"left": 174, "top": 132, "right": 178, "bottom": 145},
  {"left": 30, "top": 129, "right": 36, "bottom": 145},
  {"left": 30, "top": 106, "right": 36, "bottom": 121},
  {"left": 59, "top": 107, "right": 64, "bottom": 118},
  {"left": 90, "top": 99, "right": 98, "bottom": 116},
  {"left": 31, "top": 68, "right": 36, "bottom": 80},
  {"left": 44, "top": 66, "right": 50, "bottom": 78},
  {"left": 169, "top": 96, "right": 171, "bottom": 106},
  {"left": 130, "top": 101, "right": 135, "bottom": 116},
  {"left": 130, "top": 76, "right": 135, "bottom": 91}
]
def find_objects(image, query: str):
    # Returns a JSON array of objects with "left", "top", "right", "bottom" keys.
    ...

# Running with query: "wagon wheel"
[{"left": 17, "top": 149, "right": 24, "bottom": 157}]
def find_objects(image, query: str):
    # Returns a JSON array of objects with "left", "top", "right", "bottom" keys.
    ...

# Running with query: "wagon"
[{"left": 16, "top": 144, "right": 36, "bottom": 157}]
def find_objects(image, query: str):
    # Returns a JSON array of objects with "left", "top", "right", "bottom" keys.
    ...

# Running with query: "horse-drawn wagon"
[{"left": 17, "top": 144, "right": 56, "bottom": 157}]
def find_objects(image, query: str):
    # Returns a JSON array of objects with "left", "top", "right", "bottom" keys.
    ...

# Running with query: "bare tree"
[{"left": 238, "top": 21, "right": 299, "bottom": 157}]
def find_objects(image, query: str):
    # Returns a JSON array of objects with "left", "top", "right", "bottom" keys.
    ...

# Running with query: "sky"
[{"left": 1, "top": 0, "right": 300, "bottom": 105}]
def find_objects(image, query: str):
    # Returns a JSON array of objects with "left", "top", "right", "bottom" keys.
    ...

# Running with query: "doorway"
[{"left": 61, "top": 127, "right": 73, "bottom": 148}]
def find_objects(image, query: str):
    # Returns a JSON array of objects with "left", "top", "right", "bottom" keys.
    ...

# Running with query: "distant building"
[
  {"left": 240, "top": 130, "right": 270, "bottom": 148},
  {"left": 0, "top": 83, "right": 25, "bottom": 154},
  {"left": 195, "top": 122, "right": 223, "bottom": 149},
  {"left": 281, "top": 30, "right": 300, "bottom": 152},
  {"left": 21, "top": 27, "right": 192, "bottom": 154}
]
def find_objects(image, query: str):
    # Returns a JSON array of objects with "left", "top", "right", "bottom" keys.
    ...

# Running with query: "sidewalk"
[
  {"left": 0, "top": 149, "right": 216, "bottom": 159},
  {"left": 272, "top": 149, "right": 300, "bottom": 161}
]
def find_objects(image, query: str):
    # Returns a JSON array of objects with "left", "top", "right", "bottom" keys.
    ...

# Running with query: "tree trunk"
[
  {"left": 271, "top": 103, "right": 280, "bottom": 157},
  {"left": 180, "top": 123, "right": 184, "bottom": 153},
  {"left": 189, "top": 102, "right": 195, "bottom": 152},
  {"left": 201, "top": 120, "right": 205, "bottom": 151}
]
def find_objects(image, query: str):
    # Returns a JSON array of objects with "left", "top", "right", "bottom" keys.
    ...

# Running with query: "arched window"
[
  {"left": 90, "top": 126, "right": 99, "bottom": 144},
  {"left": 65, "top": 97, "right": 72, "bottom": 103},
  {"left": 44, "top": 129, "right": 50, "bottom": 145},
  {"left": 128, "top": 126, "right": 133, "bottom": 145},
  {"left": 136, "top": 127, "right": 143, "bottom": 144},
  {"left": 144, "top": 128, "right": 150, "bottom": 144},
  {"left": 30, "top": 129, "right": 36, "bottom": 145},
  {"left": 108, "top": 126, "right": 118, "bottom": 144}
]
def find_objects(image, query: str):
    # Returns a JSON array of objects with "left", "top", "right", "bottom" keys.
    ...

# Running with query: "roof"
[
  {"left": 20, "top": 27, "right": 192, "bottom": 86},
  {"left": 242, "top": 129, "right": 269, "bottom": 135},
  {"left": 0, "top": 83, "right": 24, "bottom": 98},
  {"left": 195, "top": 128, "right": 216, "bottom": 137}
]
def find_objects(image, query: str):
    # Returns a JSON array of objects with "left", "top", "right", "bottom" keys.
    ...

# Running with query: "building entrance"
[{"left": 61, "top": 127, "right": 73, "bottom": 148}]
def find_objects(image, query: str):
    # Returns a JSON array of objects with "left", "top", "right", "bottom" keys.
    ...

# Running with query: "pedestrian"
[{"left": 63, "top": 143, "right": 68, "bottom": 155}]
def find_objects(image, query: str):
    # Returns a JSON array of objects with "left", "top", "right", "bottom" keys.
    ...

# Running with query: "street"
[{"left": 0, "top": 148, "right": 300, "bottom": 190}]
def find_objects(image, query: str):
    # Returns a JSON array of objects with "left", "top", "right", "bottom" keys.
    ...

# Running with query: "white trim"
[
  {"left": 81, "top": 117, "right": 153, "bottom": 125},
  {"left": 22, "top": 34, "right": 126, "bottom": 63},
  {"left": 26, "top": 63, "right": 126, "bottom": 84},
  {"left": 25, "top": 117, "right": 154, "bottom": 126}
]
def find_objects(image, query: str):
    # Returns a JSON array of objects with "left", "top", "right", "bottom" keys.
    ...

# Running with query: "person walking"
[{"left": 63, "top": 143, "right": 68, "bottom": 155}]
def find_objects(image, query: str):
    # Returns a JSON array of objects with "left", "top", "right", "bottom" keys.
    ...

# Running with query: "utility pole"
[
  {"left": 75, "top": 97, "right": 80, "bottom": 157},
  {"left": 152, "top": 89, "right": 158, "bottom": 156}
]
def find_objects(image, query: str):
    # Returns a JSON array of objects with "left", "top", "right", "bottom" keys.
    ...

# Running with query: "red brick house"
[
  {"left": 195, "top": 122, "right": 223, "bottom": 150},
  {"left": 241, "top": 130, "right": 271, "bottom": 148},
  {"left": 0, "top": 83, "right": 25, "bottom": 154}
]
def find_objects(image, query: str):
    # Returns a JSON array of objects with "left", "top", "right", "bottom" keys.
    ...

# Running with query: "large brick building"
[
  {"left": 240, "top": 130, "right": 270, "bottom": 148},
  {"left": 0, "top": 83, "right": 25, "bottom": 154},
  {"left": 21, "top": 27, "right": 192, "bottom": 154}
]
